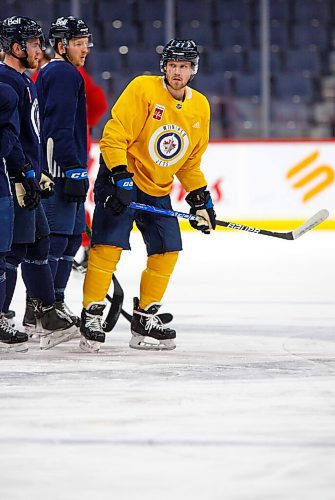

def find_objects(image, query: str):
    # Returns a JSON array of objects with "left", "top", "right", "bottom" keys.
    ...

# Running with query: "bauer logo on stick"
[{"left": 228, "top": 223, "right": 260, "bottom": 233}]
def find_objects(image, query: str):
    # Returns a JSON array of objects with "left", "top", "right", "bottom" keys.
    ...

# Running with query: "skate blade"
[
  {"left": 129, "top": 335, "right": 176, "bottom": 351},
  {"left": 24, "top": 325, "right": 41, "bottom": 342},
  {"left": 0, "top": 341, "right": 28, "bottom": 353},
  {"left": 65, "top": 329, "right": 81, "bottom": 341},
  {"left": 39, "top": 325, "right": 78, "bottom": 350},
  {"left": 79, "top": 335, "right": 102, "bottom": 353}
]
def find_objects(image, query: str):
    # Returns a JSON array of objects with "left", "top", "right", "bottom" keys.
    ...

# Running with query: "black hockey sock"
[{"left": 21, "top": 260, "right": 55, "bottom": 306}]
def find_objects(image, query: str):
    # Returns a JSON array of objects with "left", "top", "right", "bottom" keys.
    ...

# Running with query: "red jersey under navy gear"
[{"left": 36, "top": 59, "right": 88, "bottom": 177}]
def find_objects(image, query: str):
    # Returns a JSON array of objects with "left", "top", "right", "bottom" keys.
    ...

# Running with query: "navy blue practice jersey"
[
  {"left": 0, "top": 62, "right": 42, "bottom": 179},
  {"left": 0, "top": 81, "right": 25, "bottom": 197},
  {"left": 36, "top": 59, "right": 88, "bottom": 177}
]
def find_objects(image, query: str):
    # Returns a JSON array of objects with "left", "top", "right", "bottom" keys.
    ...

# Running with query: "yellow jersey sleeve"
[{"left": 100, "top": 78, "right": 150, "bottom": 168}]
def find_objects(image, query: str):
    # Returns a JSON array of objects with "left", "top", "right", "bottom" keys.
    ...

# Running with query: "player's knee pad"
[
  {"left": 49, "top": 234, "right": 69, "bottom": 260},
  {"left": 0, "top": 253, "right": 6, "bottom": 275},
  {"left": 25, "top": 236, "right": 50, "bottom": 262},
  {"left": 147, "top": 251, "right": 179, "bottom": 277},
  {"left": 5, "top": 243, "right": 27, "bottom": 268},
  {"left": 64, "top": 234, "right": 82, "bottom": 258},
  {"left": 89, "top": 245, "right": 122, "bottom": 274}
]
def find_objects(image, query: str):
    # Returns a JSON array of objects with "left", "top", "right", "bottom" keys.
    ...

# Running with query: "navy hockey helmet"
[
  {"left": 0, "top": 16, "right": 45, "bottom": 53},
  {"left": 49, "top": 16, "right": 93, "bottom": 49},
  {"left": 160, "top": 39, "right": 199, "bottom": 80}
]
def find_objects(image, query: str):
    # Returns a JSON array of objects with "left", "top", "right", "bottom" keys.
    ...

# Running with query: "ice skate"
[
  {"left": 31, "top": 300, "right": 78, "bottom": 350},
  {"left": 23, "top": 297, "right": 41, "bottom": 341},
  {"left": 130, "top": 298, "right": 176, "bottom": 351},
  {"left": 72, "top": 247, "right": 89, "bottom": 273},
  {"left": 79, "top": 302, "right": 106, "bottom": 353},
  {"left": 0, "top": 314, "right": 28, "bottom": 353},
  {"left": 4, "top": 310, "right": 15, "bottom": 327},
  {"left": 55, "top": 301, "right": 81, "bottom": 328}
]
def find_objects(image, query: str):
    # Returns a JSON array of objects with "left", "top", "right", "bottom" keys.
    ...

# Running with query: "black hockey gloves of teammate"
[
  {"left": 63, "top": 167, "right": 89, "bottom": 203},
  {"left": 14, "top": 164, "right": 41, "bottom": 210},
  {"left": 103, "top": 165, "right": 134, "bottom": 215},
  {"left": 185, "top": 186, "right": 216, "bottom": 234},
  {"left": 39, "top": 170, "right": 55, "bottom": 198}
]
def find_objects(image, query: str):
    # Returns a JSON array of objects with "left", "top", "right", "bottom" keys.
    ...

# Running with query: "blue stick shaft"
[
  {"left": 129, "top": 201, "right": 198, "bottom": 221},
  {"left": 128, "top": 201, "right": 326, "bottom": 240}
]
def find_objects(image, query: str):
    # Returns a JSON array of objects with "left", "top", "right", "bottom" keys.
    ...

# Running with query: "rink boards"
[{"left": 88, "top": 140, "right": 335, "bottom": 230}]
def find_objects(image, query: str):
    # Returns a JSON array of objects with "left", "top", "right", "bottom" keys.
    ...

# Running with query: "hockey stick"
[
  {"left": 104, "top": 274, "right": 124, "bottom": 332},
  {"left": 105, "top": 276, "right": 173, "bottom": 331},
  {"left": 129, "top": 202, "right": 329, "bottom": 240}
]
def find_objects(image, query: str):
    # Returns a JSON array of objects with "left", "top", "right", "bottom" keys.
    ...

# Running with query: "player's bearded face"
[
  {"left": 165, "top": 61, "right": 193, "bottom": 90},
  {"left": 66, "top": 38, "right": 89, "bottom": 67},
  {"left": 25, "top": 39, "right": 42, "bottom": 69}
]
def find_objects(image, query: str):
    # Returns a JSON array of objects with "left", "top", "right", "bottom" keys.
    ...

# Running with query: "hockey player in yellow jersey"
[{"left": 80, "top": 39, "right": 216, "bottom": 352}]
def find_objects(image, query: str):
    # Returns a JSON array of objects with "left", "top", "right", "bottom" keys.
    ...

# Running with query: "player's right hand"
[
  {"left": 14, "top": 165, "right": 41, "bottom": 210},
  {"left": 103, "top": 165, "right": 134, "bottom": 215}
]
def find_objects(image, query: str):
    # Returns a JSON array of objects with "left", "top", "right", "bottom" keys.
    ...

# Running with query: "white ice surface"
[{"left": 1, "top": 229, "right": 335, "bottom": 500}]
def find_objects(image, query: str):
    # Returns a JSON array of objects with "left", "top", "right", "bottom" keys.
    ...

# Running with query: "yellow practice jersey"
[{"left": 100, "top": 75, "right": 210, "bottom": 196}]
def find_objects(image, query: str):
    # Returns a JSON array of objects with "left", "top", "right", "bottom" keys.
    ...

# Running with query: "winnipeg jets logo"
[
  {"left": 149, "top": 124, "right": 189, "bottom": 167},
  {"left": 162, "top": 134, "right": 178, "bottom": 156}
]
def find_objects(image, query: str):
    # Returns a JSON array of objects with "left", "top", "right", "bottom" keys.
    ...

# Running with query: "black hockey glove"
[
  {"left": 39, "top": 170, "right": 55, "bottom": 199},
  {"left": 14, "top": 164, "right": 41, "bottom": 210},
  {"left": 185, "top": 186, "right": 216, "bottom": 234},
  {"left": 63, "top": 167, "right": 89, "bottom": 203},
  {"left": 103, "top": 165, "right": 134, "bottom": 215}
]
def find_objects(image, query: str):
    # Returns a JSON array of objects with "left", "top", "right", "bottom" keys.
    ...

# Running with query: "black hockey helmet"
[
  {"left": 0, "top": 16, "right": 45, "bottom": 53},
  {"left": 160, "top": 39, "right": 199, "bottom": 80},
  {"left": 49, "top": 16, "right": 93, "bottom": 49}
]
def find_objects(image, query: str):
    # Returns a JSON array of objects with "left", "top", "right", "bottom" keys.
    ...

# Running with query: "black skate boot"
[
  {"left": 80, "top": 302, "right": 106, "bottom": 352},
  {"left": 0, "top": 314, "right": 28, "bottom": 352},
  {"left": 55, "top": 301, "right": 81, "bottom": 328},
  {"left": 130, "top": 297, "right": 176, "bottom": 350},
  {"left": 23, "top": 297, "right": 40, "bottom": 341},
  {"left": 4, "top": 309, "right": 15, "bottom": 327},
  {"left": 31, "top": 299, "right": 78, "bottom": 350}
]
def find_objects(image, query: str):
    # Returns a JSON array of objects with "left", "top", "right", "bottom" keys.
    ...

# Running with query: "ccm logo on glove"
[{"left": 65, "top": 168, "right": 88, "bottom": 180}]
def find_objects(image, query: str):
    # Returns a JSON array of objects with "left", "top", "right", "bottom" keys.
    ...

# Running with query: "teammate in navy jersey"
[
  {"left": 36, "top": 16, "right": 91, "bottom": 327},
  {"left": 0, "top": 81, "right": 29, "bottom": 351},
  {"left": 0, "top": 16, "right": 77, "bottom": 349}
]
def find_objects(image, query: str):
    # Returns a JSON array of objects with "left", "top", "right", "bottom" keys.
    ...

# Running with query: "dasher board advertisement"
[{"left": 88, "top": 140, "right": 335, "bottom": 230}]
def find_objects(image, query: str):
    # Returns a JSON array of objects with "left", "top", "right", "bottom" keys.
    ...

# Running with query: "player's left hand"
[
  {"left": 63, "top": 167, "right": 89, "bottom": 203},
  {"left": 185, "top": 186, "right": 216, "bottom": 234}
]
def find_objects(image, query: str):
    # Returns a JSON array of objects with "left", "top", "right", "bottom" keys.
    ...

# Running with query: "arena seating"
[{"left": 2, "top": 0, "right": 335, "bottom": 138}]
